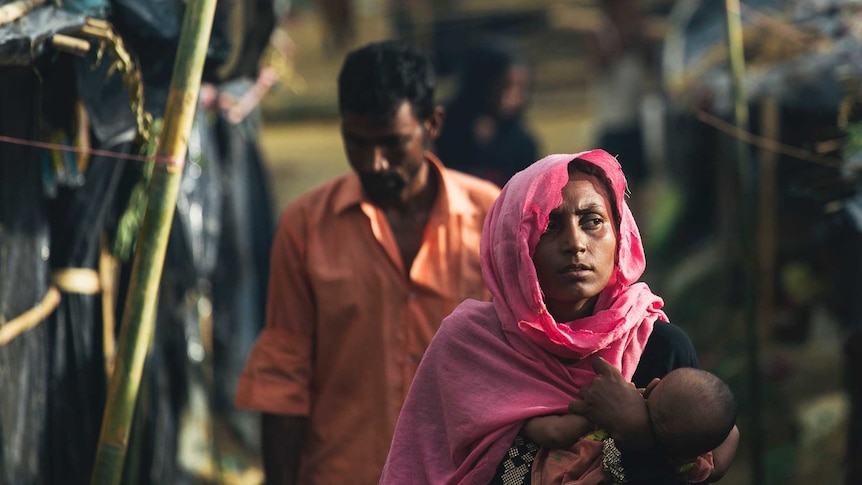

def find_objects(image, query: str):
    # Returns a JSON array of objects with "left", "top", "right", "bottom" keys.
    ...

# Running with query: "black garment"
[
  {"left": 631, "top": 322, "right": 699, "bottom": 388},
  {"left": 488, "top": 322, "right": 699, "bottom": 485},
  {"left": 597, "top": 125, "right": 647, "bottom": 189},
  {"left": 435, "top": 115, "right": 538, "bottom": 188}
]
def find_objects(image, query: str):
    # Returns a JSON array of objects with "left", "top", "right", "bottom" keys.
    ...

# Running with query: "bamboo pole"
[
  {"left": 89, "top": 0, "right": 218, "bottom": 483},
  {"left": 0, "top": 0, "right": 45, "bottom": 26},
  {"left": 757, "top": 99, "right": 779, "bottom": 345},
  {"left": 724, "top": 1, "right": 764, "bottom": 484}
]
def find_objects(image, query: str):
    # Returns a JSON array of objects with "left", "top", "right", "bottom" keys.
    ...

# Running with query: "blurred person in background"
[
  {"left": 434, "top": 40, "right": 539, "bottom": 188},
  {"left": 318, "top": 0, "right": 355, "bottom": 51},
  {"left": 235, "top": 40, "right": 500, "bottom": 485},
  {"left": 589, "top": 0, "right": 653, "bottom": 190}
]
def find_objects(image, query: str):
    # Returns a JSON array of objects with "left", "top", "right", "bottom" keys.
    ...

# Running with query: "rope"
[
  {"left": 0, "top": 286, "right": 61, "bottom": 346},
  {"left": 52, "top": 268, "right": 101, "bottom": 295},
  {"left": 695, "top": 109, "right": 847, "bottom": 169}
]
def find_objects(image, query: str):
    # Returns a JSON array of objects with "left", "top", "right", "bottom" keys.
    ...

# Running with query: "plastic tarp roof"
[{"left": 663, "top": 0, "right": 862, "bottom": 113}]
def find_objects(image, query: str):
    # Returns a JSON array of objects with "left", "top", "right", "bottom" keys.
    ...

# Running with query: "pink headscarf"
[{"left": 381, "top": 150, "right": 667, "bottom": 485}]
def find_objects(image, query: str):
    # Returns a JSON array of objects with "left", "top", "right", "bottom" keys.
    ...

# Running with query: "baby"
[{"left": 524, "top": 367, "right": 738, "bottom": 484}]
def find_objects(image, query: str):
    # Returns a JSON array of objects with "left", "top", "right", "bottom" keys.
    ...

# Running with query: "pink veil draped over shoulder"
[{"left": 380, "top": 150, "right": 668, "bottom": 485}]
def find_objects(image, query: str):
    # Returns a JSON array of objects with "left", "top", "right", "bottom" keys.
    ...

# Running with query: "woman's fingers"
[
  {"left": 568, "top": 399, "right": 589, "bottom": 416},
  {"left": 591, "top": 357, "right": 625, "bottom": 382}
]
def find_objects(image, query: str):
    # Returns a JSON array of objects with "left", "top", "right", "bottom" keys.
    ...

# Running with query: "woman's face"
[
  {"left": 490, "top": 64, "right": 530, "bottom": 120},
  {"left": 533, "top": 171, "right": 618, "bottom": 322}
]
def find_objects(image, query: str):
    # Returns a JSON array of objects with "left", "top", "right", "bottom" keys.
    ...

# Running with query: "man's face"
[{"left": 341, "top": 101, "right": 440, "bottom": 205}]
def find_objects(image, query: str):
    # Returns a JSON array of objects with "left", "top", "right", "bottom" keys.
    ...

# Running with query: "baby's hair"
[{"left": 648, "top": 368, "right": 737, "bottom": 458}]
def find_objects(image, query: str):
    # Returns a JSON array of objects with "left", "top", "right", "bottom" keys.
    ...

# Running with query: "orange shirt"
[{"left": 235, "top": 153, "right": 500, "bottom": 485}]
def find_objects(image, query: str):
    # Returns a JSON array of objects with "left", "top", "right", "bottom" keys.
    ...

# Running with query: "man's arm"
[
  {"left": 261, "top": 414, "right": 308, "bottom": 485},
  {"left": 522, "top": 414, "right": 593, "bottom": 449}
]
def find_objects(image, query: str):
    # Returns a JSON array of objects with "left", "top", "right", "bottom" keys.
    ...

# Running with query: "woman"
[
  {"left": 434, "top": 41, "right": 538, "bottom": 187},
  {"left": 380, "top": 150, "right": 738, "bottom": 484}
]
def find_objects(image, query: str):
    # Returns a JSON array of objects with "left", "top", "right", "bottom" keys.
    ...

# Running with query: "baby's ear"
[{"left": 643, "top": 378, "right": 661, "bottom": 398}]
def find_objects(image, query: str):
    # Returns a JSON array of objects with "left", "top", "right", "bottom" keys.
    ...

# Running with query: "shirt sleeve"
[{"left": 234, "top": 206, "right": 315, "bottom": 416}]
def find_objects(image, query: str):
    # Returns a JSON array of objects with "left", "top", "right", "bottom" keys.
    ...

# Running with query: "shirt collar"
[{"left": 333, "top": 151, "right": 479, "bottom": 220}]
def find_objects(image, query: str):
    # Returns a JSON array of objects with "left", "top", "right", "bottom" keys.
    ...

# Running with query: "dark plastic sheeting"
[
  {"left": 0, "top": 6, "right": 86, "bottom": 66},
  {"left": 0, "top": 67, "right": 51, "bottom": 485}
]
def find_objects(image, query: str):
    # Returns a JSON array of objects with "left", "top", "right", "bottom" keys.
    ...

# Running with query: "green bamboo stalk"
[
  {"left": 724, "top": 1, "right": 764, "bottom": 484},
  {"left": 89, "top": 0, "right": 218, "bottom": 483}
]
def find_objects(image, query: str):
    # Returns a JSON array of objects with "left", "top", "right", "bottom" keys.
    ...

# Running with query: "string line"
[
  {"left": 695, "top": 109, "right": 847, "bottom": 170},
  {"left": 0, "top": 134, "right": 180, "bottom": 166}
]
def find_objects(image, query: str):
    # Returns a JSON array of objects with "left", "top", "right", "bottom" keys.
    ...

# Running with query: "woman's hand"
[{"left": 568, "top": 357, "right": 654, "bottom": 450}]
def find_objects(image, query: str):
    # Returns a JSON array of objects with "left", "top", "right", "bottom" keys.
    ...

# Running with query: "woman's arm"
[{"left": 522, "top": 414, "right": 593, "bottom": 449}]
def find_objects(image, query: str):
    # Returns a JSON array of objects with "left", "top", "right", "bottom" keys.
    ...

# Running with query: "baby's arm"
[
  {"left": 706, "top": 425, "right": 739, "bottom": 482},
  {"left": 522, "top": 414, "right": 593, "bottom": 449}
]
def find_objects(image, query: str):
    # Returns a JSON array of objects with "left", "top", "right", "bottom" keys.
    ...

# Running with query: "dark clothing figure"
[
  {"left": 590, "top": 0, "right": 652, "bottom": 187},
  {"left": 318, "top": 0, "right": 355, "bottom": 51},
  {"left": 435, "top": 42, "right": 538, "bottom": 187}
]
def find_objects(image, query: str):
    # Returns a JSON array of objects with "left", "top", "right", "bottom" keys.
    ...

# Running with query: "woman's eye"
[{"left": 583, "top": 218, "right": 604, "bottom": 229}]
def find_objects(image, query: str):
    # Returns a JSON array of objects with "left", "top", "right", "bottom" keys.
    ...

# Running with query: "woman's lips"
[{"left": 560, "top": 263, "right": 591, "bottom": 277}]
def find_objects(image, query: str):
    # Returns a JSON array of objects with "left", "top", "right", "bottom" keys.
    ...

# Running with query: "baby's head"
[{"left": 645, "top": 368, "right": 737, "bottom": 463}]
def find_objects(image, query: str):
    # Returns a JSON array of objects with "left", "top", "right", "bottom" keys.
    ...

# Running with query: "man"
[{"left": 235, "top": 41, "right": 501, "bottom": 485}]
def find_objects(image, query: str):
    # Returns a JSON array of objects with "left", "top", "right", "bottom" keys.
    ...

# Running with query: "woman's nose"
[{"left": 562, "top": 221, "right": 586, "bottom": 253}]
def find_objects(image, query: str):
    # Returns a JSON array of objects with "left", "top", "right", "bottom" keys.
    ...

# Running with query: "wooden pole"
[
  {"left": 89, "top": 0, "right": 217, "bottom": 483},
  {"left": 724, "top": 1, "right": 764, "bottom": 484},
  {"left": 757, "top": 98, "right": 779, "bottom": 345}
]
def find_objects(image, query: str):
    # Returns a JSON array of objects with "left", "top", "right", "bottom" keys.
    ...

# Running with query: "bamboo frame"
[
  {"left": 724, "top": 1, "right": 764, "bottom": 484},
  {"left": 757, "top": 99, "right": 779, "bottom": 354},
  {"left": 89, "top": 0, "right": 218, "bottom": 483},
  {"left": 0, "top": 287, "right": 61, "bottom": 346},
  {"left": 0, "top": 0, "right": 45, "bottom": 26}
]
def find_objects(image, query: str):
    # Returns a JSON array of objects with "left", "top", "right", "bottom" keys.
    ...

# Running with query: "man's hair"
[
  {"left": 337, "top": 40, "right": 436, "bottom": 121},
  {"left": 650, "top": 368, "right": 738, "bottom": 458}
]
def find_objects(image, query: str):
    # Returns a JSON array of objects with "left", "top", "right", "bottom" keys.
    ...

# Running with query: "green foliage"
[
  {"left": 843, "top": 122, "right": 862, "bottom": 160},
  {"left": 112, "top": 118, "right": 162, "bottom": 261},
  {"left": 765, "top": 443, "right": 798, "bottom": 485}
]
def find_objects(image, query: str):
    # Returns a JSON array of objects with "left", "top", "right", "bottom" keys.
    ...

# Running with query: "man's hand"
[{"left": 568, "top": 357, "right": 654, "bottom": 450}]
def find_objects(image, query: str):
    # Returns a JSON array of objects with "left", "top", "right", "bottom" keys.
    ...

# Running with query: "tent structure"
[{"left": 0, "top": 0, "right": 276, "bottom": 483}]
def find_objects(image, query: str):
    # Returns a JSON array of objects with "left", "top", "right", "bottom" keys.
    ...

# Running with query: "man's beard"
[{"left": 358, "top": 171, "right": 409, "bottom": 202}]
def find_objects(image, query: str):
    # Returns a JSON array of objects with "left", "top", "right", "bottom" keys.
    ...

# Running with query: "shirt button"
[
  {"left": 408, "top": 291, "right": 417, "bottom": 301},
  {"left": 406, "top": 354, "right": 421, "bottom": 364}
]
